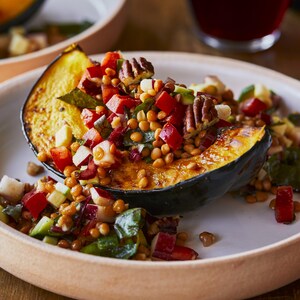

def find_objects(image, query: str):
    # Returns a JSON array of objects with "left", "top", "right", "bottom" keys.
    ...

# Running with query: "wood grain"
[{"left": 1, "top": 0, "right": 300, "bottom": 299}]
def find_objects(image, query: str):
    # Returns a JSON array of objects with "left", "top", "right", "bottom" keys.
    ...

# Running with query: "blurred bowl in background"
[
  {"left": 0, "top": 0, "right": 127, "bottom": 83},
  {"left": 0, "top": 0, "right": 46, "bottom": 32}
]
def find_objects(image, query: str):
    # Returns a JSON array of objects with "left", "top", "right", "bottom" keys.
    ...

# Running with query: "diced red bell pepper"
[
  {"left": 106, "top": 94, "right": 136, "bottom": 114},
  {"left": 159, "top": 122, "right": 183, "bottom": 150},
  {"left": 78, "top": 159, "right": 97, "bottom": 180},
  {"left": 22, "top": 190, "right": 48, "bottom": 219},
  {"left": 241, "top": 98, "right": 267, "bottom": 117},
  {"left": 81, "top": 108, "right": 101, "bottom": 129},
  {"left": 101, "top": 84, "right": 119, "bottom": 104},
  {"left": 108, "top": 126, "right": 127, "bottom": 148},
  {"left": 77, "top": 70, "right": 100, "bottom": 96},
  {"left": 199, "top": 127, "right": 217, "bottom": 151},
  {"left": 275, "top": 186, "right": 294, "bottom": 223},
  {"left": 80, "top": 219, "right": 98, "bottom": 236},
  {"left": 101, "top": 51, "right": 121, "bottom": 73},
  {"left": 259, "top": 112, "right": 272, "bottom": 125},
  {"left": 83, "top": 128, "right": 103, "bottom": 149},
  {"left": 215, "top": 119, "right": 232, "bottom": 128},
  {"left": 165, "top": 102, "right": 186, "bottom": 127},
  {"left": 170, "top": 245, "right": 198, "bottom": 261},
  {"left": 151, "top": 232, "right": 176, "bottom": 260},
  {"left": 155, "top": 91, "right": 177, "bottom": 115},
  {"left": 87, "top": 65, "right": 102, "bottom": 78},
  {"left": 50, "top": 146, "right": 73, "bottom": 172}
]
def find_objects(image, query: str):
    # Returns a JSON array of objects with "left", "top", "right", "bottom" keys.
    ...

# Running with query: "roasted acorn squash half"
[
  {"left": 21, "top": 45, "right": 272, "bottom": 214},
  {"left": 0, "top": 0, "right": 45, "bottom": 32}
]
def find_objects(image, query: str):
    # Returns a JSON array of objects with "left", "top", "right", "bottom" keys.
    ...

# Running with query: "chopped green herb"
[
  {"left": 132, "top": 98, "right": 154, "bottom": 118},
  {"left": 58, "top": 88, "right": 100, "bottom": 109},
  {"left": 266, "top": 147, "right": 300, "bottom": 190},
  {"left": 94, "top": 115, "right": 112, "bottom": 139},
  {"left": 3, "top": 204, "right": 22, "bottom": 222}
]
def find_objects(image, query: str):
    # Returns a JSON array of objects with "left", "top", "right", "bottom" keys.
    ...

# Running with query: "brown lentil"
[
  {"left": 137, "top": 169, "right": 146, "bottom": 179},
  {"left": 271, "top": 186, "right": 278, "bottom": 195},
  {"left": 63, "top": 165, "right": 77, "bottom": 177},
  {"left": 71, "top": 239, "right": 82, "bottom": 251},
  {"left": 27, "top": 161, "right": 44, "bottom": 176},
  {"left": 130, "top": 132, "right": 143, "bottom": 143},
  {"left": 190, "top": 148, "right": 201, "bottom": 156},
  {"left": 75, "top": 195, "right": 86, "bottom": 202},
  {"left": 22, "top": 210, "right": 32, "bottom": 220},
  {"left": 294, "top": 201, "right": 300, "bottom": 212},
  {"left": 256, "top": 191, "right": 269, "bottom": 202},
  {"left": 104, "top": 206, "right": 116, "bottom": 218},
  {"left": 147, "top": 110, "right": 157, "bottom": 122},
  {"left": 151, "top": 148, "right": 162, "bottom": 160},
  {"left": 141, "top": 147, "right": 151, "bottom": 157},
  {"left": 61, "top": 203, "right": 77, "bottom": 216},
  {"left": 139, "top": 120, "right": 150, "bottom": 131},
  {"left": 137, "top": 110, "right": 146, "bottom": 122},
  {"left": 150, "top": 121, "right": 162, "bottom": 131},
  {"left": 254, "top": 180, "right": 263, "bottom": 191},
  {"left": 99, "top": 176, "right": 111, "bottom": 186},
  {"left": 262, "top": 178, "right": 272, "bottom": 191},
  {"left": 245, "top": 194, "right": 257, "bottom": 204},
  {"left": 93, "top": 146, "right": 104, "bottom": 161},
  {"left": 37, "top": 151, "right": 48, "bottom": 162},
  {"left": 154, "top": 79, "right": 163, "bottom": 92},
  {"left": 89, "top": 228, "right": 100, "bottom": 239},
  {"left": 154, "top": 128, "right": 162, "bottom": 140},
  {"left": 177, "top": 232, "right": 188, "bottom": 241},
  {"left": 187, "top": 162, "right": 197, "bottom": 170},
  {"left": 111, "top": 78, "right": 120, "bottom": 86},
  {"left": 71, "top": 184, "right": 83, "bottom": 198},
  {"left": 64, "top": 177, "right": 78, "bottom": 188},
  {"left": 199, "top": 231, "right": 216, "bottom": 247},
  {"left": 111, "top": 116, "right": 121, "bottom": 129},
  {"left": 58, "top": 239, "right": 70, "bottom": 249},
  {"left": 97, "top": 167, "right": 107, "bottom": 178},
  {"left": 269, "top": 198, "right": 276, "bottom": 210},
  {"left": 127, "top": 118, "right": 138, "bottom": 129},
  {"left": 157, "top": 111, "right": 167, "bottom": 120},
  {"left": 152, "top": 158, "right": 165, "bottom": 168},
  {"left": 164, "top": 153, "right": 174, "bottom": 164},
  {"left": 113, "top": 199, "right": 126, "bottom": 213},
  {"left": 147, "top": 89, "right": 157, "bottom": 97},
  {"left": 70, "top": 142, "right": 80, "bottom": 152},
  {"left": 20, "top": 223, "right": 32, "bottom": 234},
  {"left": 152, "top": 140, "right": 164, "bottom": 148},
  {"left": 161, "top": 144, "right": 170, "bottom": 155},
  {"left": 99, "top": 223, "right": 110, "bottom": 236},
  {"left": 140, "top": 92, "right": 151, "bottom": 102},
  {"left": 138, "top": 177, "right": 149, "bottom": 188},
  {"left": 105, "top": 67, "right": 116, "bottom": 77},
  {"left": 134, "top": 253, "right": 147, "bottom": 260},
  {"left": 102, "top": 75, "right": 111, "bottom": 85}
]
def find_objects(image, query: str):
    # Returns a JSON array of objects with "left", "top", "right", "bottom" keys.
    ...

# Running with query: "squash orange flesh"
[
  {"left": 110, "top": 126, "right": 265, "bottom": 190},
  {"left": 23, "top": 45, "right": 93, "bottom": 156}
]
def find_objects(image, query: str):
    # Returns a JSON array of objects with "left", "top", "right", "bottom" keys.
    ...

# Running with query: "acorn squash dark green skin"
[
  {"left": 0, "top": 0, "right": 46, "bottom": 32},
  {"left": 104, "top": 129, "right": 272, "bottom": 215}
]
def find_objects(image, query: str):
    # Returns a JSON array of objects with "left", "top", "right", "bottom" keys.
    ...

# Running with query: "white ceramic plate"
[
  {"left": 0, "top": 52, "right": 300, "bottom": 300},
  {"left": 0, "top": 0, "right": 127, "bottom": 82}
]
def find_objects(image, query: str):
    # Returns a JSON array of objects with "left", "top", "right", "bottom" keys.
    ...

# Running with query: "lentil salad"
[{"left": 1, "top": 48, "right": 300, "bottom": 260}]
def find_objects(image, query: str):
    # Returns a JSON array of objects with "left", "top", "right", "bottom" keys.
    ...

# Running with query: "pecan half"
[
  {"left": 119, "top": 57, "right": 154, "bottom": 86},
  {"left": 183, "top": 93, "right": 218, "bottom": 138}
]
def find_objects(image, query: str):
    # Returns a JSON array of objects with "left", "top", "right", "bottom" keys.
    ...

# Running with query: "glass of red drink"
[{"left": 189, "top": 0, "right": 290, "bottom": 52}]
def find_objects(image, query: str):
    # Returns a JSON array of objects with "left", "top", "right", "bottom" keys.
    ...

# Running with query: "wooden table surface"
[{"left": 1, "top": 0, "right": 300, "bottom": 299}]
